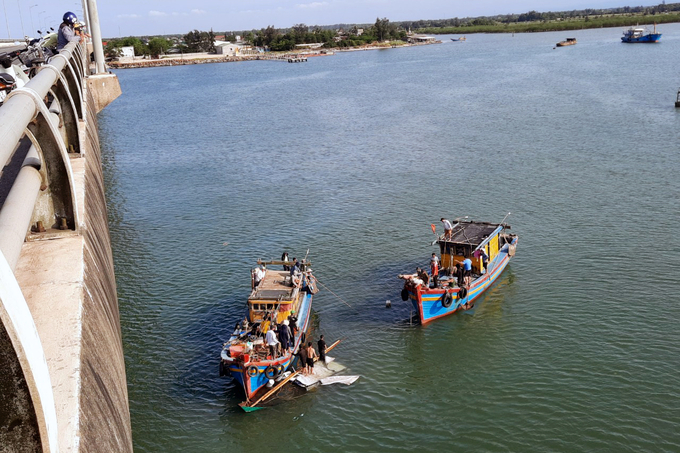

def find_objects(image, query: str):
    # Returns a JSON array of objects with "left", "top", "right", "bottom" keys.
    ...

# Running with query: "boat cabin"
[
  {"left": 437, "top": 221, "right": 512, "bottom": 274},
  {"left": 247, "top": 260, "right": 309, "bottom": 325}
]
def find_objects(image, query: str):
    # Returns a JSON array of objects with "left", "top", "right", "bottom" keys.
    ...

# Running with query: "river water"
[{"left": 99, "top": 25, "right": 680, "bottom": 452}]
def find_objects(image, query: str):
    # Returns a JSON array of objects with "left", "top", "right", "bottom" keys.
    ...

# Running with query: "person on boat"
[
  {"left": 480, "top": 249, "right": 489, "bottom": 273},
  {"left": 416, "top": 267, "right": 430, "bottom": 287},
  {"left": 57, "top": 12, "right": 81, "bottom": 51},
  {"left": 430, "top": 253, "right": 440, "bottom": 287},
  {"left": 317, "top": 335, "right": 327, "bottom": 363},
  {"left": 288, "top": 314, "right": 298, "bottom": 335},
  {"left": 265, "top": 325, "right": 279, "bottom": 359},
  {"left": 253, "top": 264, "right": 266, "bottom": 288},
  {"left": 306, "top": 342, "right": 318, "bottom": 375},
  {"left": 291, "top": 267, "right": 302, "bottom": 288},
  {"left": 279, "top": 320, "right": 291, "bottom": 353},
  {"left": 297, "top": 342, "right": 308, "bottom": 375},
  {"left": 441, "top": 218, "right": 453, "bottom": 240},
  {"left": 462, "top": 257, "right": 472, "bottom": 287},
  {"left": 281, "top": 252, "right": 290, "bottom": 270},
  {"left": 452, "top": 263, "right": 463, "bottom": 287}
]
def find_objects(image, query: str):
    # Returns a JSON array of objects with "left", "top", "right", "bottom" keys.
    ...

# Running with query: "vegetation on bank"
[
  {"left": 406, "top": 3, "right": 680, "bottom": 34},
  {"left": 246, "top": 18, "right": 407, "bottom": 50},
  {"left": 419, "top": 12, "right": 680, "bottom": 34},
  {"left": 104, "top": 3, "right": 680, "bottom": 59},
  {"left": 105, "top": 36, "right": 172, "bottom": 58}
]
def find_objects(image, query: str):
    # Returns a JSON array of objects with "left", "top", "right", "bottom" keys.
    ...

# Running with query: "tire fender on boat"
[
  {"left": 247, "top": 365, "right": 258, "bottom": 377},
  {"left": 401, "top": 287, "right": 409, "bottom": 301},
  {"left": 457, "top": 287, "right": 468, "bottom": 300},
  {"left": 265, "top": 365, "right": 279, "bottom": 379},
  {"left": 442, "top": 292, "right": 453, "bottom": 308}
]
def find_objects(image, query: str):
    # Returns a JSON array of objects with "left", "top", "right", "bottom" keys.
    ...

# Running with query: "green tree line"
[
  {"left": 105, "top": 36, "right": 171, "bottom": 58},
  {"left": 250, "top": 18, "right": 407, "bottom": 51}
]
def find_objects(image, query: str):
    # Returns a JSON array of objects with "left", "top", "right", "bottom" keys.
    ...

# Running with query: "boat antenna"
[{"left": 500, "top": 212, "right": 512, "bottom": 228}]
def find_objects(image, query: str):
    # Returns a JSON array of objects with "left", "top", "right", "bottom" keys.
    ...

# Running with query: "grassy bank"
[{"left": 421, "top": 12, "right": 680, "bottom": 34}]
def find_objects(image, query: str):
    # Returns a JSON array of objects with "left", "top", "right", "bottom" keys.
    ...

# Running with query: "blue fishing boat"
[
  {"left": 219, "top": 257, "right": 317, "bottom": 402},
  {"left": 399, "top": 218, "right": 518, "bottom": 324},
  {"left": 621, "top": 24, "right": 661, "bottom": 43}
]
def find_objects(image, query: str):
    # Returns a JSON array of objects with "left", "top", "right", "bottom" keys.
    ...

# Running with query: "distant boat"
[
  {"left": 621, "top": 24, "right": 661, "bottom": 43},
  {"left": 675, "top": 88, "right": 680, "bottom": 108},
  {"left": 451, "top": 36, "right": 466, "bottom": 42},
  {"left": 556, "top": 38, "right": 577, "bottom": 47}
]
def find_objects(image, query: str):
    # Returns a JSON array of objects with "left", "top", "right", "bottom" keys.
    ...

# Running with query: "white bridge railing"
[{"left": 0, "top": 40, "right": 88, "bottom": 453}]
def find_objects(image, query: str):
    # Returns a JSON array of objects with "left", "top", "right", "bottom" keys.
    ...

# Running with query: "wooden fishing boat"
[
  {"left": 398, "top": 218, "right": 518, "bottom": 324},
  {"left": 556, "top": 38, "right": 577, "bottom": 47},
  {"left": 219, "top": 257, "right": 317, "bottom": 401}
]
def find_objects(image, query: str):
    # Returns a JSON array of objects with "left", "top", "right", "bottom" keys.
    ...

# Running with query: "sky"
[{"left": 0, "top": 0, "right": 664, "bottom": 39}]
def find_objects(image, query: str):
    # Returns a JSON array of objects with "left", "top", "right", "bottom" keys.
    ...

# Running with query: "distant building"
[
  {"left": 295, "top": 42, "right": 324, "bottom": 49},
  {"left": 407, "top": 35, "right": 436, "bottom": 44},
  {"left": 215, "top": 42, "right": 240, "bottom": 56},
  {"left": 120, "top": 46, "right": 135, "bottom": 58},
  {"left": 214, "top": 42, "right": 259, "bottom": 56}
]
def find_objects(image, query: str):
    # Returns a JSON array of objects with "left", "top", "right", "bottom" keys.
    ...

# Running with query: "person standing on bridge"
[{"left": 57, "top": 12, "right": 81, "bottom": 51}]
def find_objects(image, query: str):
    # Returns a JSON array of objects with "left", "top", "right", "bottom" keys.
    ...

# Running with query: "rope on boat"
[{"left": 314, "top": 278, "right": 354, "bottom": 309}]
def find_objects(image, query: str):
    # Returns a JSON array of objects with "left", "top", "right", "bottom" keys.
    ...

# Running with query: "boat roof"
[
  {"left": 439, "top": 221, "right": 510, "bottom": 247},
  {"left": 249, "top": 270, "right": 295, "bottom": 301}
]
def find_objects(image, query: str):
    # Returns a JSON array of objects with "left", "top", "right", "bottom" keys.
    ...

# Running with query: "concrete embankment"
[
  {"left": 0, "top": 39, "right": 131, "bottom": 452},
  {"left": 11, "top": 79, "right": 132, "bottom": 453}
]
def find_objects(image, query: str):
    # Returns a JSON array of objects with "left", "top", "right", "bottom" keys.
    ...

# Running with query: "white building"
[
  {"left": 215, "top": 42, "right": 240, "bottom": 56},
  {"left": 120, "top": 46, "right": 135, "bottom": 58}
]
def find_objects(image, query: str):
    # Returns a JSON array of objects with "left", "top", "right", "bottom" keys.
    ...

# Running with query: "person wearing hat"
[
  {"left": 57, "top": 12, "right": 81, "bottom": 51},
  {"left": 74, "top": 21, "right": 91, "bottom": 40}
]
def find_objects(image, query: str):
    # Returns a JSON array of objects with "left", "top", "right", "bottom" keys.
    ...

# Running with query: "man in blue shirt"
[{"left": 462, "top": 257, "right": 472, "bottom": 286}]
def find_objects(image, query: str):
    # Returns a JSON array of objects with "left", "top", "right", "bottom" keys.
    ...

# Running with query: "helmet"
[{"left": 63, "top": 12, "right": 78, "bottom": 25}]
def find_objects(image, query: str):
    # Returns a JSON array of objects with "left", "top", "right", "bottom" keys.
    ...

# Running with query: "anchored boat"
[
  {"left": 621, "top": 24, "right": 661, "bottom": 43},
  {"left": 219, "top": 257, "right": 318, "bottom": 401},
  {"left": 399, "top": 218, "right": 517, "bottom": 324},
  {"left": 556, "top": 38, "right": 577, "bottom": 47}
]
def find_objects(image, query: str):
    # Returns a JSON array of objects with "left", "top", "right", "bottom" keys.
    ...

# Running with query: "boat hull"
[
  {"left": 223, "top": 291, "right": 314, "bottom": 399},
  {"left": 406, "top": 237, "right": 517, "bottom": 324},
  {"left": 621, "top": 33, "right": 661, "bottom": 43}
]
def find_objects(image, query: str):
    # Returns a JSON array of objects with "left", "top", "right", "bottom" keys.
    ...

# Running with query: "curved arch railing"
[{"left": 0, "top": 40, "right": 88, "bottom": 453}]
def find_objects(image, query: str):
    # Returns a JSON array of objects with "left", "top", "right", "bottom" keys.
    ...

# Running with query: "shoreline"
[{"left": 107, "top": 41, "right": 441, "bottom": 69}]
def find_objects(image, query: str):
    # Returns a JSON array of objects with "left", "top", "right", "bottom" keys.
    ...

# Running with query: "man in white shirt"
[
  {"left": 265, "top": 325, "right": 279, "bottom": 358},
  {"left": 441, "top": 218, "right": 453, "bottom": 240},
  {"left": 253, "top": 265, "right": 266, "bottom": 288}
]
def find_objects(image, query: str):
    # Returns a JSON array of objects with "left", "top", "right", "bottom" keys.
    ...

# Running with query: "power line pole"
[{"left": 2, "top": 0, "right": 11, "bottom": 38}]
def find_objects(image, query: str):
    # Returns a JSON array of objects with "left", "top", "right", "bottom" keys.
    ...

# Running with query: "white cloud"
[
  {"left": 148, "top": 10, "right": 167, "bottom": 17},
  {"left": 296, "top": 2, "right": 329, "bottom": 8},
  {"left": 191, "top": 9, "right": 206, "bottom": 15},
  {"left": 117, "top": 14, "right": 141, "bottom": 19}
]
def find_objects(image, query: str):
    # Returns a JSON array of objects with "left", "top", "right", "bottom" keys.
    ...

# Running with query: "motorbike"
[{"left": 0, "top": 72, "right": 16, "bottom": 105}]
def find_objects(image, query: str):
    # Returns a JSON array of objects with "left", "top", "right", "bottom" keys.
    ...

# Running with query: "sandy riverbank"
[{"left": 108, "top": 40, "right": 441, "bottom": 69}]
